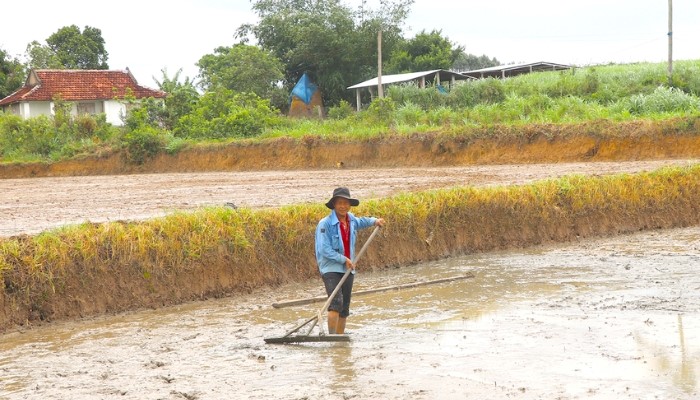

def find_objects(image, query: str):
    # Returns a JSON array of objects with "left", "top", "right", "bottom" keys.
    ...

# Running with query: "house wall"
[
  {"left": 103, "top": 100, "right": 127, "bottom": 126},
  {"left": 6, "top": 99, "right": 143, "bottom": 127},
  {"left": 28, "top": 102, "right": 52, "bottom": 118}
]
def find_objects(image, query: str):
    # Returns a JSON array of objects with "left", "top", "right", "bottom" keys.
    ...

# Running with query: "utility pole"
[
  {"left": 377, "top": 29, "right": 383, "bottom": 98},
  {"left": 668, "top": 0, "right": 673, "bottom": 86}
]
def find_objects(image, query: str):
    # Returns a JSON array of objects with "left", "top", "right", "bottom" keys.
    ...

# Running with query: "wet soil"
[
  {"left": 1, "top": 226, "right": 697, "bottom": 399},
  {"left": 1, "top": 159, "right": 697, "bottom": 237}
]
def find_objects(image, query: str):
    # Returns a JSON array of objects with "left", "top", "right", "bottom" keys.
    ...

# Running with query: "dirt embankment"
[
  {"left": 2, "top": 165, "right": 700, "bottom": 332},
  {"left": 1, "top": 118, "right": 700, "bottom": 179}
]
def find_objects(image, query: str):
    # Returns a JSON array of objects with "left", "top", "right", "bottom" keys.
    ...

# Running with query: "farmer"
[{"left": 315, "top": 187, "right": 385, "bottom": 334}]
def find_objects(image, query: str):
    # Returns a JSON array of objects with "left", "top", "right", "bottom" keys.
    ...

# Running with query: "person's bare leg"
[{"left": 327, "top": 310, "right": 340, "bottom": 334}]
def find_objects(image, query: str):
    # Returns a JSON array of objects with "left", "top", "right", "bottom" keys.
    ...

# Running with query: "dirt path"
[{"left": 0, "top": 159, "right": 697, "bottom": 237}]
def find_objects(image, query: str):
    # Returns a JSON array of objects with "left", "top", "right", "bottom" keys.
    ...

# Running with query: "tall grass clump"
[{"left": 622, "top": 86, "right": 700, "bottom": 115}]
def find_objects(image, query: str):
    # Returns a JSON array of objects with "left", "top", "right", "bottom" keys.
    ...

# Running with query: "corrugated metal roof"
[
  {"left": 461, "top": 62, "right": 571, "bottom": 78},
  {"left": 347, "top": 69, "right": 471, "bottom": 90}
]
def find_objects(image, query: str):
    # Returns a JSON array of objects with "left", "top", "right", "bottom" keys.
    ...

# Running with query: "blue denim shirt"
[{"left": 315, "top": 210, "right": 376, "bottom": 275}]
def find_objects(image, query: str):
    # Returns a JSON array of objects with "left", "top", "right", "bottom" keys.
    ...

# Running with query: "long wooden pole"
[
  {"left": 273, "top": 273, "right": 475, "bottom": 309},
  {"left": 377, "top": 29, "right": 383, "bottom": 98},
  {"left": 668, "top": 0, "right": 673, "bottom": 86}
]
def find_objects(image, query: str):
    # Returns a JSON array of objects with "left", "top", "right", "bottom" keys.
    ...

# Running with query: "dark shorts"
[{"left": 322, "top": 272, "right": 354, "bottom": 318}]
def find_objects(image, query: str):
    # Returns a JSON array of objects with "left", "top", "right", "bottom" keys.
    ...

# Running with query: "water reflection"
[
  {"left": 325, "top": 344, "right": 356, "bottom": 392},
  {"left": 635, "top": 314, "right": 698, "bottom": 394}
]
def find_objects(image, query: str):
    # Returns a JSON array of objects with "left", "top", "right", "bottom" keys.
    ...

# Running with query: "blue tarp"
[{"left": 290, "top": 73, "right": 318, "bottom": 105}]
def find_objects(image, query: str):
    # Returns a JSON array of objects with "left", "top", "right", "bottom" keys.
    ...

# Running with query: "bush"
[
  {"left": 395, "top": 102, "right": 424, "bottom": 126},
  {"left": 327, "top": 100, "right": 355, "bottom": 120},
  {"left": 362, "top": 97, "right": 396, "bottom": 124},
  {"left": 123, "top": 126, "right": 167, "bottom": 164},
  {"left": 175, "top": 89, "right": 282, "bottom": 139}
]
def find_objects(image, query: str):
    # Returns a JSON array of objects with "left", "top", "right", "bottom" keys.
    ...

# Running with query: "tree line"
[{"left": 0, "top": 0, "right": 500, "bottom": 109}]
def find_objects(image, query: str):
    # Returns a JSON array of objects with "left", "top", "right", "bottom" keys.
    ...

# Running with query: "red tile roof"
[{"left": 0, "top": 69, "right": 167, "bottom": 106}]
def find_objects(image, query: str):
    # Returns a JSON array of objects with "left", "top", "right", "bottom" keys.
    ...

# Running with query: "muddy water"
[{"left": 1, "top": 227, "right": 699, "bottom": 400}]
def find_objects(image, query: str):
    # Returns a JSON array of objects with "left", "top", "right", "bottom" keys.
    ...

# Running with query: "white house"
[{"left": 0, "top": 69, "right": 166, "bottom": 126}]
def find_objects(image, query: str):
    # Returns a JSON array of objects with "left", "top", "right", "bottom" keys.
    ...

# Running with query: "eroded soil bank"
[
  {"left": 1, "top": 226, "right": 697, "bottom": 399},
  {"left": 1, "top": 118, "right": 700, "bottom": 179}
]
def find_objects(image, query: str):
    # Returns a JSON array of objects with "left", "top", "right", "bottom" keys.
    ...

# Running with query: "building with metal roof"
[
  {"left": 461, "top": 61, "right": 571, "bottom": 79},
  {"left": 347, "top": 69, "right": 473, "bottom": 111}
]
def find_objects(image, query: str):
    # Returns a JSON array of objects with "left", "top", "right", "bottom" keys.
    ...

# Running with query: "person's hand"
[
  {"left": 374, "top": 218, "right": 386, "bottom": 227},
  {"left": 345, "top": 257, "right": 355, "bottom": 270}
]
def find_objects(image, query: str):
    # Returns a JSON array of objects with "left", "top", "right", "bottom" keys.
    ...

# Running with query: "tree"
[
  {"left": 385, "top": 30, "right": 463, "bottom": 74},
  {"left": 196, "top": 44, "right": 286, "bottom": 108},
  {"left": 152, "top": 68, "right": 200, "bottom": 130},
  {"left": 0, "top": 48, "right": 26, "bottom": 98},
  {"left": 452, "top": 52, "right": 500, "bottom": 72},
  {"left": 25, "top": 40, "right": 63, "bottom": 70},
  {"left": 44, "top": 25, "right": 109, "bottom": 69},
  {"left": 237, "top": 0, "right": 413, "bottom": 106}
]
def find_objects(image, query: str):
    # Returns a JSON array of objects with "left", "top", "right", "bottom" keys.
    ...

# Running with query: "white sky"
[{"left": 1, "top": 0, "right": 698, "bottom": 88}]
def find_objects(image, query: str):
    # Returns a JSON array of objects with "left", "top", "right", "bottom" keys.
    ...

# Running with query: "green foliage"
[
  {"left": 386, "top": 29, "right": 462, "bottom": 73},
  {"left": 0, "top": 47, "right": 25, "bottom": 98},
  {"left": 388, "top": 84, "right": 448, "bottom": 110},
  {"left": 622, "top": 86, "right": 700, "bottom": 115},
  {"left": 363, "top": 97, "right": 396, "bottom": 124},
  {"left": 395, "top": 101, "right": 424, "bottom": 125},
  {"left": 327, "top": 100, "right": 355, "bottom": 120},
  {"left": 24, "top": 40, "right": 63, "bottom": 70},
  {"left": 45, "top": 25, "right": 109, "bottom": 69},
  {"left": 238, "top": 0, "right": 413, "bottom": 105},
  {"left": 123, "top": 98, "right": 164, "bottom": 131},
  {"left": 197, "top": 44, "right": 285, "bottom": 103},
  {"left": 382, "top": 61, "right": 700, "bottom": 125},
  {"left": 452, "top": 52, "right": 500, "bottom": 71},
  {"left": 122, "top": 126, "right": 167, "bottom": 164},
  {"left": 175, "top": 89, "right": 282, "bottom": 139},
  {"left": 153, "top": 69, "right": 200, "bottom": 130},
  {"left": 0, "top": 111, "right": 118, "bottom": 161}
]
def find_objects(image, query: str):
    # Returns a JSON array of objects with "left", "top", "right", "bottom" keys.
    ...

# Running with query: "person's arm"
[{"left": 355, "top": 216, "right": 385, "bottom": 230}]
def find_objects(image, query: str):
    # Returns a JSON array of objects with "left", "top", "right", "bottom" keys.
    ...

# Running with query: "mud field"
[
  {"left": 0, "top": 226, "right": 697, "bottom": 399},
  {"left": 0, "top": 159, "right": 697, "bottom": 237}
]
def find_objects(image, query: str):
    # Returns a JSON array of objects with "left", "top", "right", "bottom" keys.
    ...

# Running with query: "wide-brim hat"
[{"left": 325, "top": 187, "right": 360, "bottom": 209}]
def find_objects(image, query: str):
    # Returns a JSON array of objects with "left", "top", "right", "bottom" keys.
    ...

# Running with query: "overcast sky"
[{"left": 1, "top": 0, "right": 698, "bottom": 88}]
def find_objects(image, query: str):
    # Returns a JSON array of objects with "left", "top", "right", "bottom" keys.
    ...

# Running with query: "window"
[{"left": 77, "top": 102, "right": 96, "bottom": 115}]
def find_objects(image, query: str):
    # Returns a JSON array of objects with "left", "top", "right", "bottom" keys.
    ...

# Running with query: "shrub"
[
  {"left": 175, "top": 89, "right": 281, "bottom": 139},
  {"left": 123, "top": 126, "right": 167, "bottom": 164},
  {"left": 395, "top": 102, "right": 424, "bottom": 126},
  {"left": 362, "top": 97, "right": 396, "bottom": 124},
  {"left": 327, "top": 100, "right": 355, "bottom": 120}
]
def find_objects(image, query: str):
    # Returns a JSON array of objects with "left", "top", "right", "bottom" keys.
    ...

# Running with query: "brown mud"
[
  {"left": 0, "top": 226, "right": 697, "bottom": 399},
  {"left": 0, "top": 160, "right": 696, "bottom": 238}
]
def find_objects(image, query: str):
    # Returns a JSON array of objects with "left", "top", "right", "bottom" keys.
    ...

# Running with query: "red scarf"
[{"left": 339, "top": 216, "right": 351, "bottom": 259}]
